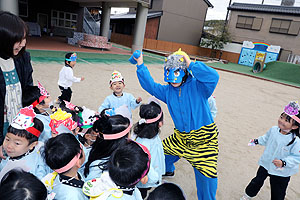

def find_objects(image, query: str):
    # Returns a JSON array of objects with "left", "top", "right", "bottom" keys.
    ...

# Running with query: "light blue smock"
[
  {"left": 98, "top": 92, "right": 140, "bottom": 115},
  {"left": 135, "top": 134, "right": 165, "bottom": 188},
  {"left": 258, "top": 126, "right": 300, "bottom": 177}
]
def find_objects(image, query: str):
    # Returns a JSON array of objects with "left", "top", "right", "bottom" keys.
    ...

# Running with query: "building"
[
  {"left": 227, "top": 3, "right": 300, "bottom": 61},
  {"left": 111, "top": 0, "right": 213, "bottom": 46},
  {"left": 1, "top": 0, "right": 153, "bottom": 52}
]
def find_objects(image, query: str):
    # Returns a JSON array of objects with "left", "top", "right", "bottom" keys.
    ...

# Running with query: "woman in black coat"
[{"left": 0, "top": 11, "right": 33, "bottom": 144}]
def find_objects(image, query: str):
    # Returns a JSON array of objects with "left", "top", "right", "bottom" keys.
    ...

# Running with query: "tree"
[{"left": 200, "top": 20, "right": 231, "bottom": 59}]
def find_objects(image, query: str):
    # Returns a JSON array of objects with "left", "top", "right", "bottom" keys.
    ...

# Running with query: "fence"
[
  {"left": 287, "top": 54, "right": 300, "bottom": 64},
  {"left": 111, "top": 33, "right": 240, "bottom": 63}
]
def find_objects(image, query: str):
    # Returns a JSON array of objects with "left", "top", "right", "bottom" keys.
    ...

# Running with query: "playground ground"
[{"left": 27, "top": 38, "right": 300, "bottom": 199}]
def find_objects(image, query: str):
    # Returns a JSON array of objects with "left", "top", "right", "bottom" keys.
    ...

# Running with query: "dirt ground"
[{"left": 32, "top": 60, "right": 300, "bottom": 200}]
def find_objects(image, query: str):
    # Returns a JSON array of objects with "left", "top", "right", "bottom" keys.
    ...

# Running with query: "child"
[
  {"left": 82, "top": 139, "right": 150, "bottom": 199},
  {"left": 98, "top": 70, "right": 142, "bottom": 116},
  {"left": 0, "top": 106, "right": 48, "bottom": 179},
  {"left": 0, "top": 169, "right": 47, "bottom": 200},
  {"left": 132, "top": 49, "right": 219, "bottom": 200},
  {"left": 49, "top": 108, "right": 78, "bottom": 137},
  {"left": 147, "top": 182, "right": 186, "bottom": 200},
  {"left": 57, "top": 52, "right": 84, "bottom": 103},
  {"left": 241, "top": 101, "right": 300, "bottom": 200},
  {"left": 22, "top": 82, "right": 52, "bottom": 143},
  {"left": 83, "top": 110, "right": 131, "bottom": 180},
  {"left": 133, "top": 100, "right": 166, "bottom": 199},
  {"left": 78, "top": 128, "right": 96, "bottom": 148},
  {"left": 43, "top": 133, "right": 88, "bottom": 200}
]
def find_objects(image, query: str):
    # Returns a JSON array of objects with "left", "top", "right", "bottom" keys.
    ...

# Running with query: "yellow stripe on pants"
[{"left": 163, "top": 123, "right": 219, "bottom": 178}]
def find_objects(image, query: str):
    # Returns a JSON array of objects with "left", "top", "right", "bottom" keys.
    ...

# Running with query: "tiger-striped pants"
[{"left": 163, "top": 122, "right": 219, "bottom": 200}]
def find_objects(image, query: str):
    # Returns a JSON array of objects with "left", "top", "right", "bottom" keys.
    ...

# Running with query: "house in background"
[
  {"left": 111, "top": 0, "right": 213, "bottom": 46},
  {"left": 227, "top": 2, "right": 300, "bottom": 61}
]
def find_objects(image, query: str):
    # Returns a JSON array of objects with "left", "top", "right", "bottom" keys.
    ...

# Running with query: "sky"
[{"left": 206, "top": 0, "right": 300, "bottom": 20}]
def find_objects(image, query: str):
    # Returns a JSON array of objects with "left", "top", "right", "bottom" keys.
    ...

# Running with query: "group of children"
[{"left": 0, "top": 48, "right": 299, "bottom": 200}]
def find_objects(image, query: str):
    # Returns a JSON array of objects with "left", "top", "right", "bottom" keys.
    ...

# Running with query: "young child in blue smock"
[
  {"left": 208, "top": 95, "right": 217, "bottom": 119},
  {"left": 0, "top": 106, "right": 48, "bottom": 179},
  {"left": 132, "top": 49, "right": 219, "bottom": 200},
  {"left": 132, "top": 99, "right": 165, "bottom": 199},
  {"left": 82, "top": 139, "right": 151, "bottom": 200},
  {"left": 241, "top": 101, "right": 300, "bottom": 200},
  {"left": 43, "top": 133, "right": 88, "bottom": 200},
  {"left": 83, "top": 109, "right": 131, "bottom": 181},
  {"left": 22, "top": 82, "right": 53, "bottom": 143},
  {"left": 98, "top": 70, "right": 142, "bottom": 116}
]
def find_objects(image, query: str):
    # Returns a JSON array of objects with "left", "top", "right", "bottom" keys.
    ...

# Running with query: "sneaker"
[
  {"left": 240, "top": 193, "right": 252, "bottom": 200},
  {"left": 162, "top": 171, "right": 175, "bottom": 178}
]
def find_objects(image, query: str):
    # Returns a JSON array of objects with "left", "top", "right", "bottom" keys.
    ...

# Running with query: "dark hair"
[
  {"left": 0, "top": 11, "right": 28, "bottom": 59},
  {"left": 108, "top": 140, "right": 149, "bottom": 187},
  {"left": 43, "top": 133, "right": 82, "bottom": 172},
  {"left": 134, "top": 102, "right": 163, "bottom": 139},
  {"left": 77, "top": 128, "right": 92, "bottom": 146},
  {"left": 147, "top": 183, "right": 186, "bottom": 200},
  {"left": 84, "top": 111, "right": 130, "bottom": 177},
  {"left": 22, "top": 86, "right": 45, "bottom": 114},
  {"left": 7, "top": 118, "right": 43, "bottom": 144},
  {"left": 0, "top": 169, "right": 47, "bottom": 200},
  {"left": 65, "top": 52, "right": 73, "bottom": 66},
  {"left": 281, "top": 112, "right": 300, "bottom": 146}
]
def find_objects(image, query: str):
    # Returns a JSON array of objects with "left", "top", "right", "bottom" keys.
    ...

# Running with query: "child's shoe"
[{"left": 240, "top": 193, "right": 252, "bottom": 200}]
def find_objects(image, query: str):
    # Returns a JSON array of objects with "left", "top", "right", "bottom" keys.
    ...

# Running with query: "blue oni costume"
[{"left": 134, "top": 49, "right": 219, "bottom": 200}]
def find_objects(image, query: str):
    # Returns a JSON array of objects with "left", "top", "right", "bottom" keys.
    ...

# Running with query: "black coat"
[{"left": 0, "top": 51, "right": 33, "bottom": 144}]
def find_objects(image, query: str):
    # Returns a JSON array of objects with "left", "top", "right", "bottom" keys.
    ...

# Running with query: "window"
[
  {"left": 270, "top": 19, "right": 291, "bottom": 34},
  {"left": 51, "top": 10, "right": 77, "bottom": 29},
  {"left": 236, "top": 15, "right": 263, "bottom": 31},
  {"left": 19, "top": 0, "right": 28, "bottom": 17},
  {"left": 269, "top": 18, "right": 300, "bottom": 36}
]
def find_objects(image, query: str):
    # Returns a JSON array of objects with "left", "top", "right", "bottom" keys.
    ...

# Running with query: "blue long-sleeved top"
[
  {"left": 98, "top": 92, "right": 140, "bottom": 115},
  {"left": 136, "top": 61, "right": 219, "bottom": 132},
  {"left": 258, "top": 126, "right": 300, "bottom": 177}
]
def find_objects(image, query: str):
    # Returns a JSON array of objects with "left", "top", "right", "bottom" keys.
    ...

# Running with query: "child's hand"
[
  {"left": 272, "top": 159, "right": 283, "bottom": 168},
  {"left": 0, "top": 146, "right": 7, "bottom": 160},
  {"left": 182, "top": 54, "right": 191, "bottom": 68},
  {"left": 135, "top": 52, "right": 143, "bottom": 66},
  {"left": 141, "top": 175, "right": 148, "bottom": 184},
  {"left": 136, "top": 97, "right": 142, "bottom": 103},
  {"left": 81, "top": 77, "right": 85, "bottom": 81},
  {"left": 248, "top": 139, "right": 257, "bottom": 146}
]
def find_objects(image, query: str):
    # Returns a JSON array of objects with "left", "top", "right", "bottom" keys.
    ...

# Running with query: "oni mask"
[
  {"left": 164, "top": 67, "right": 186, "bottom": 83},
  {"left": 163, "top": 49, "right": 190, "bottom": 83}
]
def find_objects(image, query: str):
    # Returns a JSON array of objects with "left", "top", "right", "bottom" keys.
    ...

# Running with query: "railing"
[
  {"left": 287, "top": 54, "right": 300, "bottom": 64},
  {"left": 83, "top": 7, "right": 100, "bottom": 35}
]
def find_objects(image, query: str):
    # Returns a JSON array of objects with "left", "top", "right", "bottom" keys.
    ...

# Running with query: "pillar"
[
  {"left": 131, "top": 3, "right": 148, "bottom": 53},
  {"left": 0, "top": 0, "right": 19, "bottom": 16},
  {"left": 100, "top": 2, "right": 111, "bottom": 38}
]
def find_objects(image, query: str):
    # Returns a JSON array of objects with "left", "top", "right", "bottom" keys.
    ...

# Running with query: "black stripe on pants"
[{"left": 245, "top": 166, "right": 290, "bottom": 200}]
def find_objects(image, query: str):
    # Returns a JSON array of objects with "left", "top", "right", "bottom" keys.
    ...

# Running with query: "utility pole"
[
  {"left": 223, "top": 0, "right": 232, "bottom": 33},
  {"left": 262, "top": 0, "right": 264, "bottom": 4},
  {"left": 225, "top": 0, "right": 232, "bottom": 25}
]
